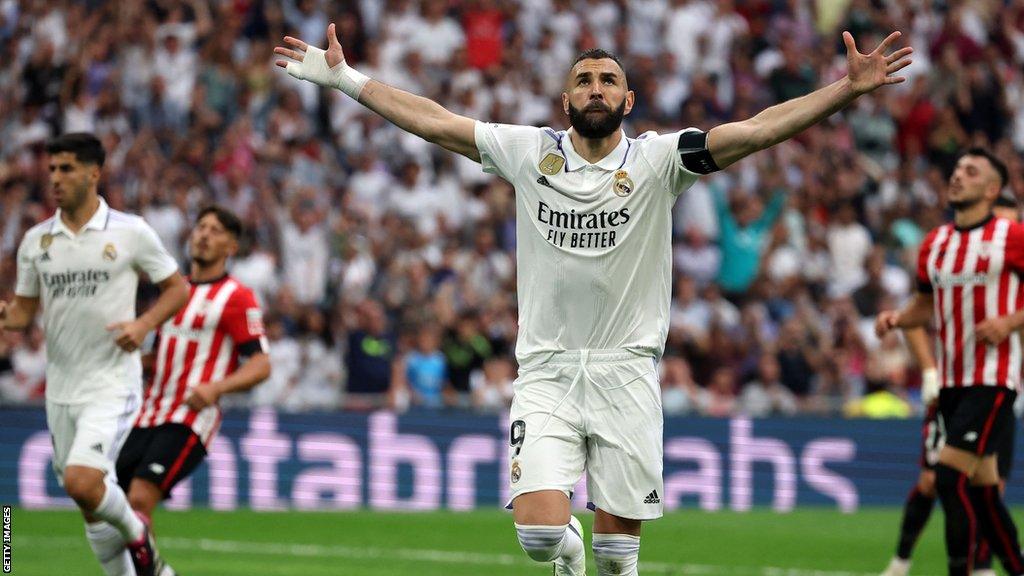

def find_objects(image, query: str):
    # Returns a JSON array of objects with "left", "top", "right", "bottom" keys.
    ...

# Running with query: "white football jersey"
[
  {"left": 475, "top": 122, "right": 701, "bottom": 362},
  {"left": 15, "top": 198, "right": 180, "bottom": 403}
]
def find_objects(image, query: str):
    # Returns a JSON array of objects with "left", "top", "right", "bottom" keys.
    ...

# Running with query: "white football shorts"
[
  {"left": 507, "top": 349, "right": 664, "bottom": 520},
  {"left": 46, "top": 386, "right": 141, "bottom": 484}
]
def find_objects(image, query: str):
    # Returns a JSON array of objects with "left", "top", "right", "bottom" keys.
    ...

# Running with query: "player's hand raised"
[
  {"left": 874, "top": 310, "right": 901, "bottom": 338},
  {"left": 185, "top": 383, "right": 221, "bottom": 411},
  {"left": 843, "top": 31, "right": 913, "bottom": 96},
  {"left": 107, "top": 319, "right": 148, "bottom": 352},
  {"left": 274, "top": 23, "right": 348, "bottom": 88},
  {"left": 976, "top": 316, "right": 1014, "bottom": 345}
]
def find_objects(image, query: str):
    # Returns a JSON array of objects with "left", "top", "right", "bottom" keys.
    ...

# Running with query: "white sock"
[
  {"left": 515, "top": 522, "right": 584, "bottom": 564},
  {"left": 593, "top": 533, "right": 641, "bottom": 576},
  {"left": 85, "top": 521, "right": 133, "bottom": 576},
  {"left": 92, "top": 481, "right": 144, "bottom": 543}
]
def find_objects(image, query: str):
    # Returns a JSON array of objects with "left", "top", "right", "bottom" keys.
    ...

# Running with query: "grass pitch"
[{"left": 8, "top": 507, "right": 990, "bottom": 575}]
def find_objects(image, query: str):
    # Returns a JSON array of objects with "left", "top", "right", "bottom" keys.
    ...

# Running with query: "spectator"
[
  {"left": 738, "top": 352, "right": 798, "bottom": 417},
  {"left": 344, "top": 300, "right": 395, "bottom": 410},
  {"left": 696, "top": 366, "right": 738, "bottom": 417},
  {"left": 713, "top": 183, "right": 786, "bottom": 297},
  {"left": 443, "top": 310, "right": 494, "bottom": 404},
  {"left": 660, "top": 356, "right": 698, "bottom": 416},
  {"left": 827, "top": 201, "right": 873, "bottom": 297},
  {"left": 470, "top": 356, "right": 514, "bottom": 412},
  {"left": 392, "top": 324, "right": 449, "bottom": 410},
  {"left": 0, "top": 326, "right": 46, "bottom": 405}
]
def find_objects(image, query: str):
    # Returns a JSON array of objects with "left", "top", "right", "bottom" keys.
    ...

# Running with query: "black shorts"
[
  {"left": 921, "top": 398, "right": 1017, "bottom": 478},
  {"left": 116, "top": 423, "right": 207, "bottom": 499},
  {"left": 938, "top": 386, "right": 1016, "bottom": 461}
]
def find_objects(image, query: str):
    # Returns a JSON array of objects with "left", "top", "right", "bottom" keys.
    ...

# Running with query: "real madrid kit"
[
  {"left": 475, "top": 122, "right": 704, "bottom": 519},
  {"left": 15, "top": 198, "right": 179, "bottom": 482}
]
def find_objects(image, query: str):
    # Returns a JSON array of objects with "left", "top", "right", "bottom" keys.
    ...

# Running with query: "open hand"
[
  {"left": 844, "top": 31, "right": 914, "bottom": 96},
  {"left": 274, "top": 23, "right": 347, "bottom": 86}
]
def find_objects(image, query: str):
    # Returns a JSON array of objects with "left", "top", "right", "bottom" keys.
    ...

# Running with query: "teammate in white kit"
[
  {"left": 0, "top": 133, "right": 189, "bottom": 576},
  {"left": 275, "top": 23, "right": 912, "bottom": 575},
  {"left": 115, "top": 205, "right": 270, "bottom": 569}
]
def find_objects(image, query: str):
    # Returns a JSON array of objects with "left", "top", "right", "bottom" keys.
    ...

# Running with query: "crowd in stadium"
[{"left": 1, "top": 0, "right": 1023, "bottom": 417}]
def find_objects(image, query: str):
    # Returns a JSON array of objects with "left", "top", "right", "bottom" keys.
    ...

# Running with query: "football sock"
[
  {"left": 975, "top": 536, "right": 993, "bottom": 570},
  {"left": 92, "top": 479, "right": 145, "bottom": 543},
  {"left": 515, "top": 522, "right": 584, "bottom": 564},
  {"left": 593, "top": 533, "right": 640, "bottom": 576},
  {"left": 970, "top": 484, "right": 1024, "bottom": 575},
  {"left": 896, "top": 486, "right": 935, "bottom": 559},
  {"left": 85, "top": 521, "right": 133, "bottom": 576},
  {"left": 935, "top": 464, "right": 974, "bottom": 576}
]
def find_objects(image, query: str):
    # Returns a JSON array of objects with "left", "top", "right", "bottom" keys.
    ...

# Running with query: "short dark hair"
[
  {"left": 965, "top": 147, "right": 1008, "bottom": 190},
  {"left": 45, "top": 133, "right": 106, "bottom": 167},
  {"left": 197, "top": 204, "right": 243, "bottom": 238},
  {"left": 571, "top": 48, "right": 624, "bottom": 70}
]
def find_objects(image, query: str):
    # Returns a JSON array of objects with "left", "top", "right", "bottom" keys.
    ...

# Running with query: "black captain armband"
[
  {"left": 677, "top": 131, "right": 720, "bottom": 175},
  {"left": 237, "top": 338, "right": 266, "bottom": 359}
]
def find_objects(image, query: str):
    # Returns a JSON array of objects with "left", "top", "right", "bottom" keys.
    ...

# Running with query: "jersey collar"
[
  {"left": 560, "top": 128, "right": 631, "bottom": 172},
  {"left": 51, "top": 197, "right": 110, "bottom": 237}
]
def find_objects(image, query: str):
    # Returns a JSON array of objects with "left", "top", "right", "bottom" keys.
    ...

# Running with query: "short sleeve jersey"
[
  {"left": 916, "top": 216, "right": 1024, "bottom": 389},
  {"left": 136, "top": 275, "right": 269, "bottom": 446},
  {"left": 475, "top": 122, "right": 701, "bottom": 361},
  {"left": 15, "top": 198, "right": 179, "bottom": 403}
]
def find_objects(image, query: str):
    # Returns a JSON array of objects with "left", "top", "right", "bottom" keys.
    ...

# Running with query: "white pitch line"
[{"left": 17, "top": 536, "right": 906, "bottom": 576}]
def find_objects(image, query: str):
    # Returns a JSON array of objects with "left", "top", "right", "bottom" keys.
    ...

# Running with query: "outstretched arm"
[
  {"left": 275, "top": 23, "right": 479, "bottom": 161},
  {"left": 707, "top": 31, "right": 913, "bottom": 169}
]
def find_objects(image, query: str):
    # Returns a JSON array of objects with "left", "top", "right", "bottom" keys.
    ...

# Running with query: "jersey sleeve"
[
  {"left": 132, "top": 220, "right": 179, "bottom": 283},
  {"left": 916, "top": 229, "right": 939, "bottom": 293},
  {"left": 639, "top": 129, "right": 703, "bottom": 197},
  {"left": 14, "top": 234, "right": 40, "bottom": 297},
  {"left": 474, "top": 121, "right": 540, "bottom": 182},
  {"left": 1005, "top": 222, "right": 1024, "bottom": 274},
  {"left": 221, "top": 287, "right": 268, "bottom": 354}
]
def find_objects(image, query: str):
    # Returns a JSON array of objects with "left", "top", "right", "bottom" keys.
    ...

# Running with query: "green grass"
[{"left": 8, "top": 507, "right": 1005, "bottom": 576}]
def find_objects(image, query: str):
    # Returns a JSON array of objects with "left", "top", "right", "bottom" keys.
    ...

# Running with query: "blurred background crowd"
[{"left": 1, "top": 0, "right": 1023, "bottom": 417}]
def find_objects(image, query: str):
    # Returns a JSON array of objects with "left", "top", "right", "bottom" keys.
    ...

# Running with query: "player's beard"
[
  {"left": 191, "top": 255, "right": 214, "bottom": 268},
  {"left": 948, "top": 196, "right": 985, "bottom": 211},
  {"left": 568, "top": 99, "right": 627, "bottom": 139}
]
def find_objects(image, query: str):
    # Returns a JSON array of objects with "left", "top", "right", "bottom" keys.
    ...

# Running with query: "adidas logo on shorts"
[{"left": 643, "top": 490, "right": 660, "bottom": 504}]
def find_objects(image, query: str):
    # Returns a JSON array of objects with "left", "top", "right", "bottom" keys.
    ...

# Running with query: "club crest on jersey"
[
  {"left": 511, "top": 460, "right": 522, "bottom": 483},
  {"left": 40, "top": 234, "right": 53, "bottom": 250},
  {"left": 613, "top": 170, "right": 634, "bottom": 197},
  {"left": 539, "top": 153, "right": 565, "bottom": 175},
  {"left": 102, "top": 243, "right": 117, "bottom": 262}
]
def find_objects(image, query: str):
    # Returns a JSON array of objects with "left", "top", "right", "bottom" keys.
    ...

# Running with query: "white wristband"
[
  {"left": 921, "top": 367, "right": 939, "bottom": 405},
  {"left": 285, "top": 45, "right": 370, "bottom": 100}
]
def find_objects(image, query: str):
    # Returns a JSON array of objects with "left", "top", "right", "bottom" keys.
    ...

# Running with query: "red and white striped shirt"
[
  {"left": 917, "top": 216, "right": 1024, "bottom": 390},
  {"left": 135, "top": 275, "right": 267, "bottom": 446}
]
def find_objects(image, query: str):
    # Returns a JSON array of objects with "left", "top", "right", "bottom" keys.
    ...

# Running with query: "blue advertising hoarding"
[{"left": 2, "top": 407, "right": 1021, "bottom": 511}]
